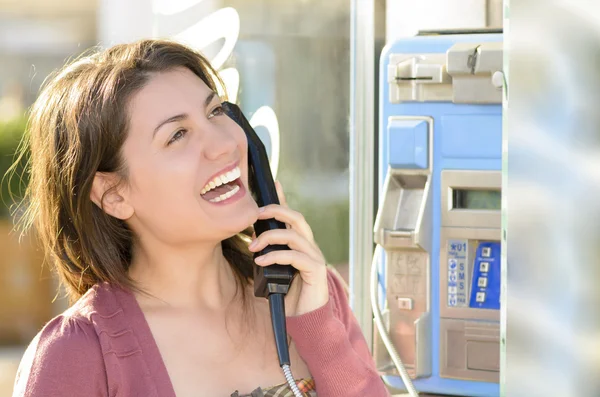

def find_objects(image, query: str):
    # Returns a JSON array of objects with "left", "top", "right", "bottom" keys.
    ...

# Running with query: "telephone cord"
[
  {"left": 282, "top": 364, "right": 304, "bottom": 397},
  {"left": 371, "top": 244, "right": 419, "bottom": 397}
]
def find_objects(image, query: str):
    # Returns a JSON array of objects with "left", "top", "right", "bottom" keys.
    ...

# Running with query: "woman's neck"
[{"left": 127, "top": 240, "right": 240, "bottom": 312}]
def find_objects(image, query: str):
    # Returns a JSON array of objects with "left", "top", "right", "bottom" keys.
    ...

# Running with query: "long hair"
[{"left": 12, "top": 39, "right": 255, "bottom": 304}]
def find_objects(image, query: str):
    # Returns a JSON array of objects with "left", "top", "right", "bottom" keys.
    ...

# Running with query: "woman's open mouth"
[{"left": 200, "top": 166, "right": 245, "bottom": 204}]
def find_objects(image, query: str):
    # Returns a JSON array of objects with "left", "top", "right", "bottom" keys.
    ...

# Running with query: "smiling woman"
[{"left": 10, "top": 39, "right": 390, "bottom": 397}]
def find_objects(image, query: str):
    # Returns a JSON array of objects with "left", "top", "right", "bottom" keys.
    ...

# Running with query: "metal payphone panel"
[
  {"left": 375, "top": 30, "right": 503, "bottom": 397},
  {"left": 374, "top": 116, "right": 433, "bottom": 380},
  {"left": 439, "top": 169, "right": 501, "bottom": 383}
]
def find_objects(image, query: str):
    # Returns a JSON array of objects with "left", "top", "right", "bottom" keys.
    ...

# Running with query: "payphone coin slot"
[{"left": 396, "top": 76, "right": 434, "bottom": 81}]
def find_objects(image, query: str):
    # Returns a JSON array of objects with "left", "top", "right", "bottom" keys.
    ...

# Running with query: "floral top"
[{"left": 231, "top": 377, "right": 317, "bottom": 397}]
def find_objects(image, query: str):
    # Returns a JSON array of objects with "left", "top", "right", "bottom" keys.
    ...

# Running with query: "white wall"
[
  {"left": 98, "top": 0, "right": 154, "bottom": 46},
  {"left": 386, "top": 0, "right": 492, "bottom": 42}
]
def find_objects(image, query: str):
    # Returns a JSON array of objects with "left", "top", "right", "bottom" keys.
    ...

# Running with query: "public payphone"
[{"left": 372, "top": 30, "right": 503, "bottom": 397}]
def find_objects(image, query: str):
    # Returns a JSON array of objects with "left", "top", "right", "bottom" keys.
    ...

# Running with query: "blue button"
[{"left": 387, "top": 119, "right": 429, "bottom": 169}]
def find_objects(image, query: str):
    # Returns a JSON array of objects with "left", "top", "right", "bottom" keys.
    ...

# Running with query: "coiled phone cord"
[
  {"left": 282, "top": 364, "right": 303, "bottom": 397},
  {"left": 268, "top": 293, "right": 304, "bottom": 397},
  {"left": 370, "top": 244, "right": 419, "bottom": 397}
]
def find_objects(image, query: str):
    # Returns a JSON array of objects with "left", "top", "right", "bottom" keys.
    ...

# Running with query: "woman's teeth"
[
  {"left": 209, "top": 184, "right": 240, "bottom": 203},
  {"left": 200, "top": 166, "right": 241, "bottom": 195}
]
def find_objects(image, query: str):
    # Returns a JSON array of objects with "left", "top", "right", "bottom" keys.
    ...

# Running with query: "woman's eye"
[
  {"left": 208, "top": 105, "right": 225, "bottom": 118},
  {"left": 167, "top": 129, "right": 187, "bottom": 145}
]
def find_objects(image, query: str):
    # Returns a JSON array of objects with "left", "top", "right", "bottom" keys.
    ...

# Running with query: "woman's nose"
[{"left": 202, "top": 125, "right": 238, "bottom": 160}]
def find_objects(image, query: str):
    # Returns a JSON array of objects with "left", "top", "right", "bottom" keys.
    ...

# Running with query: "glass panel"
[
  {"left": 0, "top": 1, "right": 358, "bottom": 393},
  {"left": 505, "top": 0, "right": 600, "bottom": 395},
  {"left": 0, "top": 2, "right": 97, "bottom": 339},
  {"left": 0, "top": 1, "right": 97, "bottom": 393},
  {"left": 152, "top": 0, "right": 353, "bottom": 280}
]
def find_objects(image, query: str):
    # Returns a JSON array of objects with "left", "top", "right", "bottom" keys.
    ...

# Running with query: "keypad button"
[
  {"left": 479, "top": 262, "right": 490, "bottom": 272},
  {"left": 476, "top": 292, "right": 486, "bottom": 302},
  {"left": 482, "top": 247, "right": 492, "bottom": 257},
  {"left": 478, "top": 277, "right": 488, "bottom": 288}
]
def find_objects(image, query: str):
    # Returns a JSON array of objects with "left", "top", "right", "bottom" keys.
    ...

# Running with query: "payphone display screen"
[{"left": 452, "top": 189, "right": 501, "bottom": 210}]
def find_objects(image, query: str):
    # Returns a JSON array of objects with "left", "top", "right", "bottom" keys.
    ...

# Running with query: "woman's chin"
[
  {"left": 222, "top": 207, "right": 260, "bottom": 236},
  {"left": 239, "top": 196, "right": 261, "bottom": 223}
]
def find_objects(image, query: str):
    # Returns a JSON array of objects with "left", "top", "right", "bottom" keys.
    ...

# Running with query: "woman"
[{"left": 11, "top": 39, "right": 389, "bottom": 397}]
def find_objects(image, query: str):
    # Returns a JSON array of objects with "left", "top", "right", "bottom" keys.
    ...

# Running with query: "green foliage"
[
  {"left": 287, "top": 195, "right": 350, "bottom": 267},
  {"left": 0, "top": 116, "right": 29, "bottom": 219}
]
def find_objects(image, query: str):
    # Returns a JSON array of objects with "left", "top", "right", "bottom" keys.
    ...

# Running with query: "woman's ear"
[{"left": 90, "top": 172, "right": 134, "bottom": 220}]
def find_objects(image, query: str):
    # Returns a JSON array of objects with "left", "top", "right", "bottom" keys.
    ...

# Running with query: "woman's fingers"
[
  {"left": 275, "top": 180, "right": 288, "bottom": 207},
  {"left": 257, "top": 205, "right": 314, "bottom": 242},
  {"left": 248, "top": 228, "right": 322, "bottom": 263},
  {"left": 253, "top": 250, "right": 326, "bottom": 286}
]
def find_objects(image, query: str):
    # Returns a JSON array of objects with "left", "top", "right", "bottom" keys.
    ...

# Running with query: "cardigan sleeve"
[
  {"left": 12, "top": 314, "right": 109, "bottom": 397},
  {"left": 286, "top": 268, "right": 390, "bottom": 397}
]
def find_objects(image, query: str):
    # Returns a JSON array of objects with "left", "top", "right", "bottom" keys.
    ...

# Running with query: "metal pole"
[
  {"left": 500, "top": 0, "right": 509, "bottom": 394},
  {"left": 349, "top": 0, "right": 375, "bottom": 348}
]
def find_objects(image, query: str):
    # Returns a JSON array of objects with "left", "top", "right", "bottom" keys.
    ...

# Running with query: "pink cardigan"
[{"left": 12, "top": 269, "right": 390, "bottom": 397}]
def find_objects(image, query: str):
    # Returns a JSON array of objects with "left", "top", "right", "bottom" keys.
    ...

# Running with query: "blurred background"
[
  {"left": 0, "top": 0, "right": 495, "bottom": 393},
  {"left": 3, "top": 0, "right": 600, "bottom": 396},
  {"left": 0, "top": 0, "right": 379, "bottom": 392},
  {"left": 0, "top": 0, "right": 99, "bottom": 390},
  {"left": 0, "top": 0, "right": 496, "bottom": 392}
]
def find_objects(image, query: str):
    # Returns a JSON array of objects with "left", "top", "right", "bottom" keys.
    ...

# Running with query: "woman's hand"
[{"left": 247, "top": 181, "right": 329, "bottom": 316}]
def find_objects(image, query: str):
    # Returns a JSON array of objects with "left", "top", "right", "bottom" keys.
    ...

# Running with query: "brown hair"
[{"left": 12, "top": 39, "right": 255, "bottom": 303}]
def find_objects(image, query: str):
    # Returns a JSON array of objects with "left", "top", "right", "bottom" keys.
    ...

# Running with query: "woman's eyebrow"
[
  {"left": 204, "top": 91, "right": 217, "bottom": 107},
  {"left": 152, "top": 91, "right": 218, "bottom": 138},
  {"left": 153, "top": 113, "right": 188, "bottom": 138}
]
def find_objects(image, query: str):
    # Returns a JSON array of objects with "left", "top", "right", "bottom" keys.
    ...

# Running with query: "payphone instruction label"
[{"left": 447, "top": 239, "right": 468, "bottom": 307}]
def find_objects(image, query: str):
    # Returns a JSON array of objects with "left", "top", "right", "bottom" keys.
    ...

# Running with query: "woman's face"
[{"left": 121, "top": 67, "right": 258, "bottom": 246}]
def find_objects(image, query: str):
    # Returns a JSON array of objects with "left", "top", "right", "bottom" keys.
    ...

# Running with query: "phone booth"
[{"left": 372, "top": 29, "right": 504, "bottom": 397}]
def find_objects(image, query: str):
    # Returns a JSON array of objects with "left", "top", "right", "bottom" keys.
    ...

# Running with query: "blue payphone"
[{"left": 372, "top": 30, "right": 504, "bottom": 397}]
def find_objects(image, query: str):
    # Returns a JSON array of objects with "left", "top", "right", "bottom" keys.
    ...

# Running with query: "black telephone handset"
[{"left": 222, "top": 102, "right": 298, "bottom": 375}]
